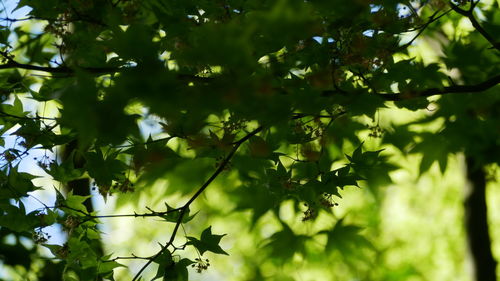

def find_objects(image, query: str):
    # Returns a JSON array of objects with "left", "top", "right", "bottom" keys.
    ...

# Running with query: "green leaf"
[
  {"left": 41, "top": 209, "right": 58, "bottom": 226},
  {"left": 43, "top": 244, "right": 65, "bottom": 259},
  {"left": 66, "top": 236, "right": 98, "bottom": 269},
  {"left": 165, "top": 259, "right": 194, "bottom": 281},
  {"left": 161, "top": 204, "right": 197, "bottom": 224},
  {"left": 346, "top": 93, "right": 386, "bottom": 117},
  {"left": 2, "top": 0, "right": 498, "bottom": 278},
  {"left": 276, "top": 160, "right": 288, "bottom": 178},
  {"left": 292, "top": 161, "right": 318, "bottom": 180},
  {"left": 0, "top": 202, "right": 40, "bottom": 232},
  {"left": 248, "top": 135, "right": 272, "bottom": 158},
  {"left": 412, "top": 133, "right": 449, "bottom": 174},
  {"left": 320, "top": 167, "right": 360, "bottom": 192},
  {"left": 187, "top": 226, "right": 229, "bottom": 256},
  {"left": 64, "top": 192, "right": 90, "bottom": 213},
  {"left": 86, "top": 148, "right": 127, "bottom": 187},
  {"left": 346, "top": 143, "right": 385, "bottom": 170},
  {"left": 264, "top": 223, "right": 308, "bottom": 263},
  {"left": 0, "top": 167, "right": 38, "bottom": 200},
  {"left": 1, "top": 96, "right": 27, "bottom": 117},
  {"left": 152, "top": 250, "right": 193, "bottom": 281},
  {"left": 323, "top": 218, "right": 374, "bottom": 255},
  {"left": 98, "top": 259, "right": 124, "bottom": 275},
  {"left": 43, "top": 152, "right": 84, "bottom": 183},
  {"left": 152, "top": 250, "right": 174, "bottom": 281},
  {"left": 232, "top": 183, "right": 279, "bottom": 225}
]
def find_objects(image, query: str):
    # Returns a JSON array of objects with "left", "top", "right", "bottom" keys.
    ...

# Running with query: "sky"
[
  {"left": 0, "top": 0, "right": 163, "bottom": 248},
  {"left": 1, "top": 0, "right": 66, "bottom": 248}
]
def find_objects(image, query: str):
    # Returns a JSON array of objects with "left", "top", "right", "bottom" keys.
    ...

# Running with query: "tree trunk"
[
  {"left": 464, "top": 156, "right": 497, "bottom": 281},
  {"left": 63, "top": 140, "right": 96, "bottom": 215},
  {"left": 64, "top": 140, "right": 104, "bottom": 280}
]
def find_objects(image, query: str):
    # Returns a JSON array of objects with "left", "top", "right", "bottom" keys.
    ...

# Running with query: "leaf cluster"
[{"left": 0, "top": 0, "right": 498, "bottom": 279}]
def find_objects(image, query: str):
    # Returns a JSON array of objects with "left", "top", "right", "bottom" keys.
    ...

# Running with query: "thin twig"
[
  {"left": 399, "top": 9, "right": 452, "bottom": 49},
  {"left": 110, "top": 136, "right": 174, "bottom": 148},
  {"left": 291, "top": 111, "right": 347, "bottom": 120},
  {"left": 449, "top": 1, "right": 500, "bottom": 51},
  {"left": 107, "top": 254, "right": 152, "bottom": 262},
  {"left": 0, "top": 57, "right": 213, "bottom": 84},
  {"left": 131, "top": 126, "right": 263, "bottom": 281},
  {"left": 0, "top": 110, "right": 58, "bottom": 121}
]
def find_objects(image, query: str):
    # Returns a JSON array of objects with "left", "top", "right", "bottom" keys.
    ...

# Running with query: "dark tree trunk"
[
  {"left": 464, "top": 156, "right": 497, "bottom": 281},
  {"left": 63, "top": 140, "right": 104, "bottom": 280},
  {"left": 68, "top": 178, "right": 94, "bottom": 212},
  {"left": 64, "top": 140, "right": 95, "bottom": 214}
]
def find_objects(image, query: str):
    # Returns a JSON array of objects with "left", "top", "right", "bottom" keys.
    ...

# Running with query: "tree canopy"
[{"left": 0, "top": 0, "right": 499, "bottom": 280}]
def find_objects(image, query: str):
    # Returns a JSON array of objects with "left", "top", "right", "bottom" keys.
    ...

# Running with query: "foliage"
[{"left": 0, "top": 0, "right": 499, "bottom": 280}]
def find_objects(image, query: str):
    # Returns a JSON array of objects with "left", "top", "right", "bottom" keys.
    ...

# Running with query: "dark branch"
[
  {"left": 398, "top": 9, "right": 452, "bottom": 50},
  {"left": 378, "top": 74, "right": 500, "bottom": 101},
  {"left": 291, "top": 111, "right": 347, "bottom": 120},
  {"left": 0, "top": 16, "right": 36, "bottom": 22},
  {"left": 0, "top": 110, "right": 58, "bottom": 121},
  {"left": 0, "top": 14, "right": 106, "bottom": 26},
  {"left": 0, "top": 58, "right": 213, "bottom": 83},
  {"left": 449, "top": 2, "right": 500, "bottom": 51},
  {"left": 58, "top": 205, "right": 183, "bottom": 222},
  {"left": 131, "top": 126, "right": 263, "bottom": 281},
  {"left": 0, "top": 60, "right": 119, "bottom": 74},
  {"left": 108, "top": 254, "right": 151, "bottom": 261},
  {"left": 110, "top": 136, "right": 174, "bottom": 148}
]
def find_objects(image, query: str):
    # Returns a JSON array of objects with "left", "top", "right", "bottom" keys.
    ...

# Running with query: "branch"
[
  {"left": 0, "top": 58, "right": 213, "bottom": 84},
  {"left": 0, "top": 110, "right": 58, "bottom": 121},
  {"left": 76, "top": 207, "right": 182, "bottom": 220},
  {"left": 0, "top": 59, "right": 119, "bottom": 74},
  {"left": 110, "top": 136, "right": 174, "bottom": 149},
  {"left": 0, "top": 13, "right": 107, "bottom": 25},
  {"left": 93, "top": 207, "right": 182, "bottom": 219},
  {"left": 131, "top": 126, "right": 263, "bottom": 281},
  {"left": 107, "top": 254, "right": 151, "bottom": 262},
  {"left": 0, "top": 50, "right": 213, "bottom": 84},
  {"left": 449, "top": 1, "right": 500, "bottom": 51},
  {"left": 291, "top": 111, "right": 347, "bottom": 120},
  {"left": 0, "top": 16, "right": 36, "bottom": 22},
  {"left": 185, "top": 126, "right": 263, "bottom": 206},
  {"left": 379, "top": 74, "right": 500, "bottom": 101},
  {"left": 398, "top": 9, "right": 452, "bottom": 50}
]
